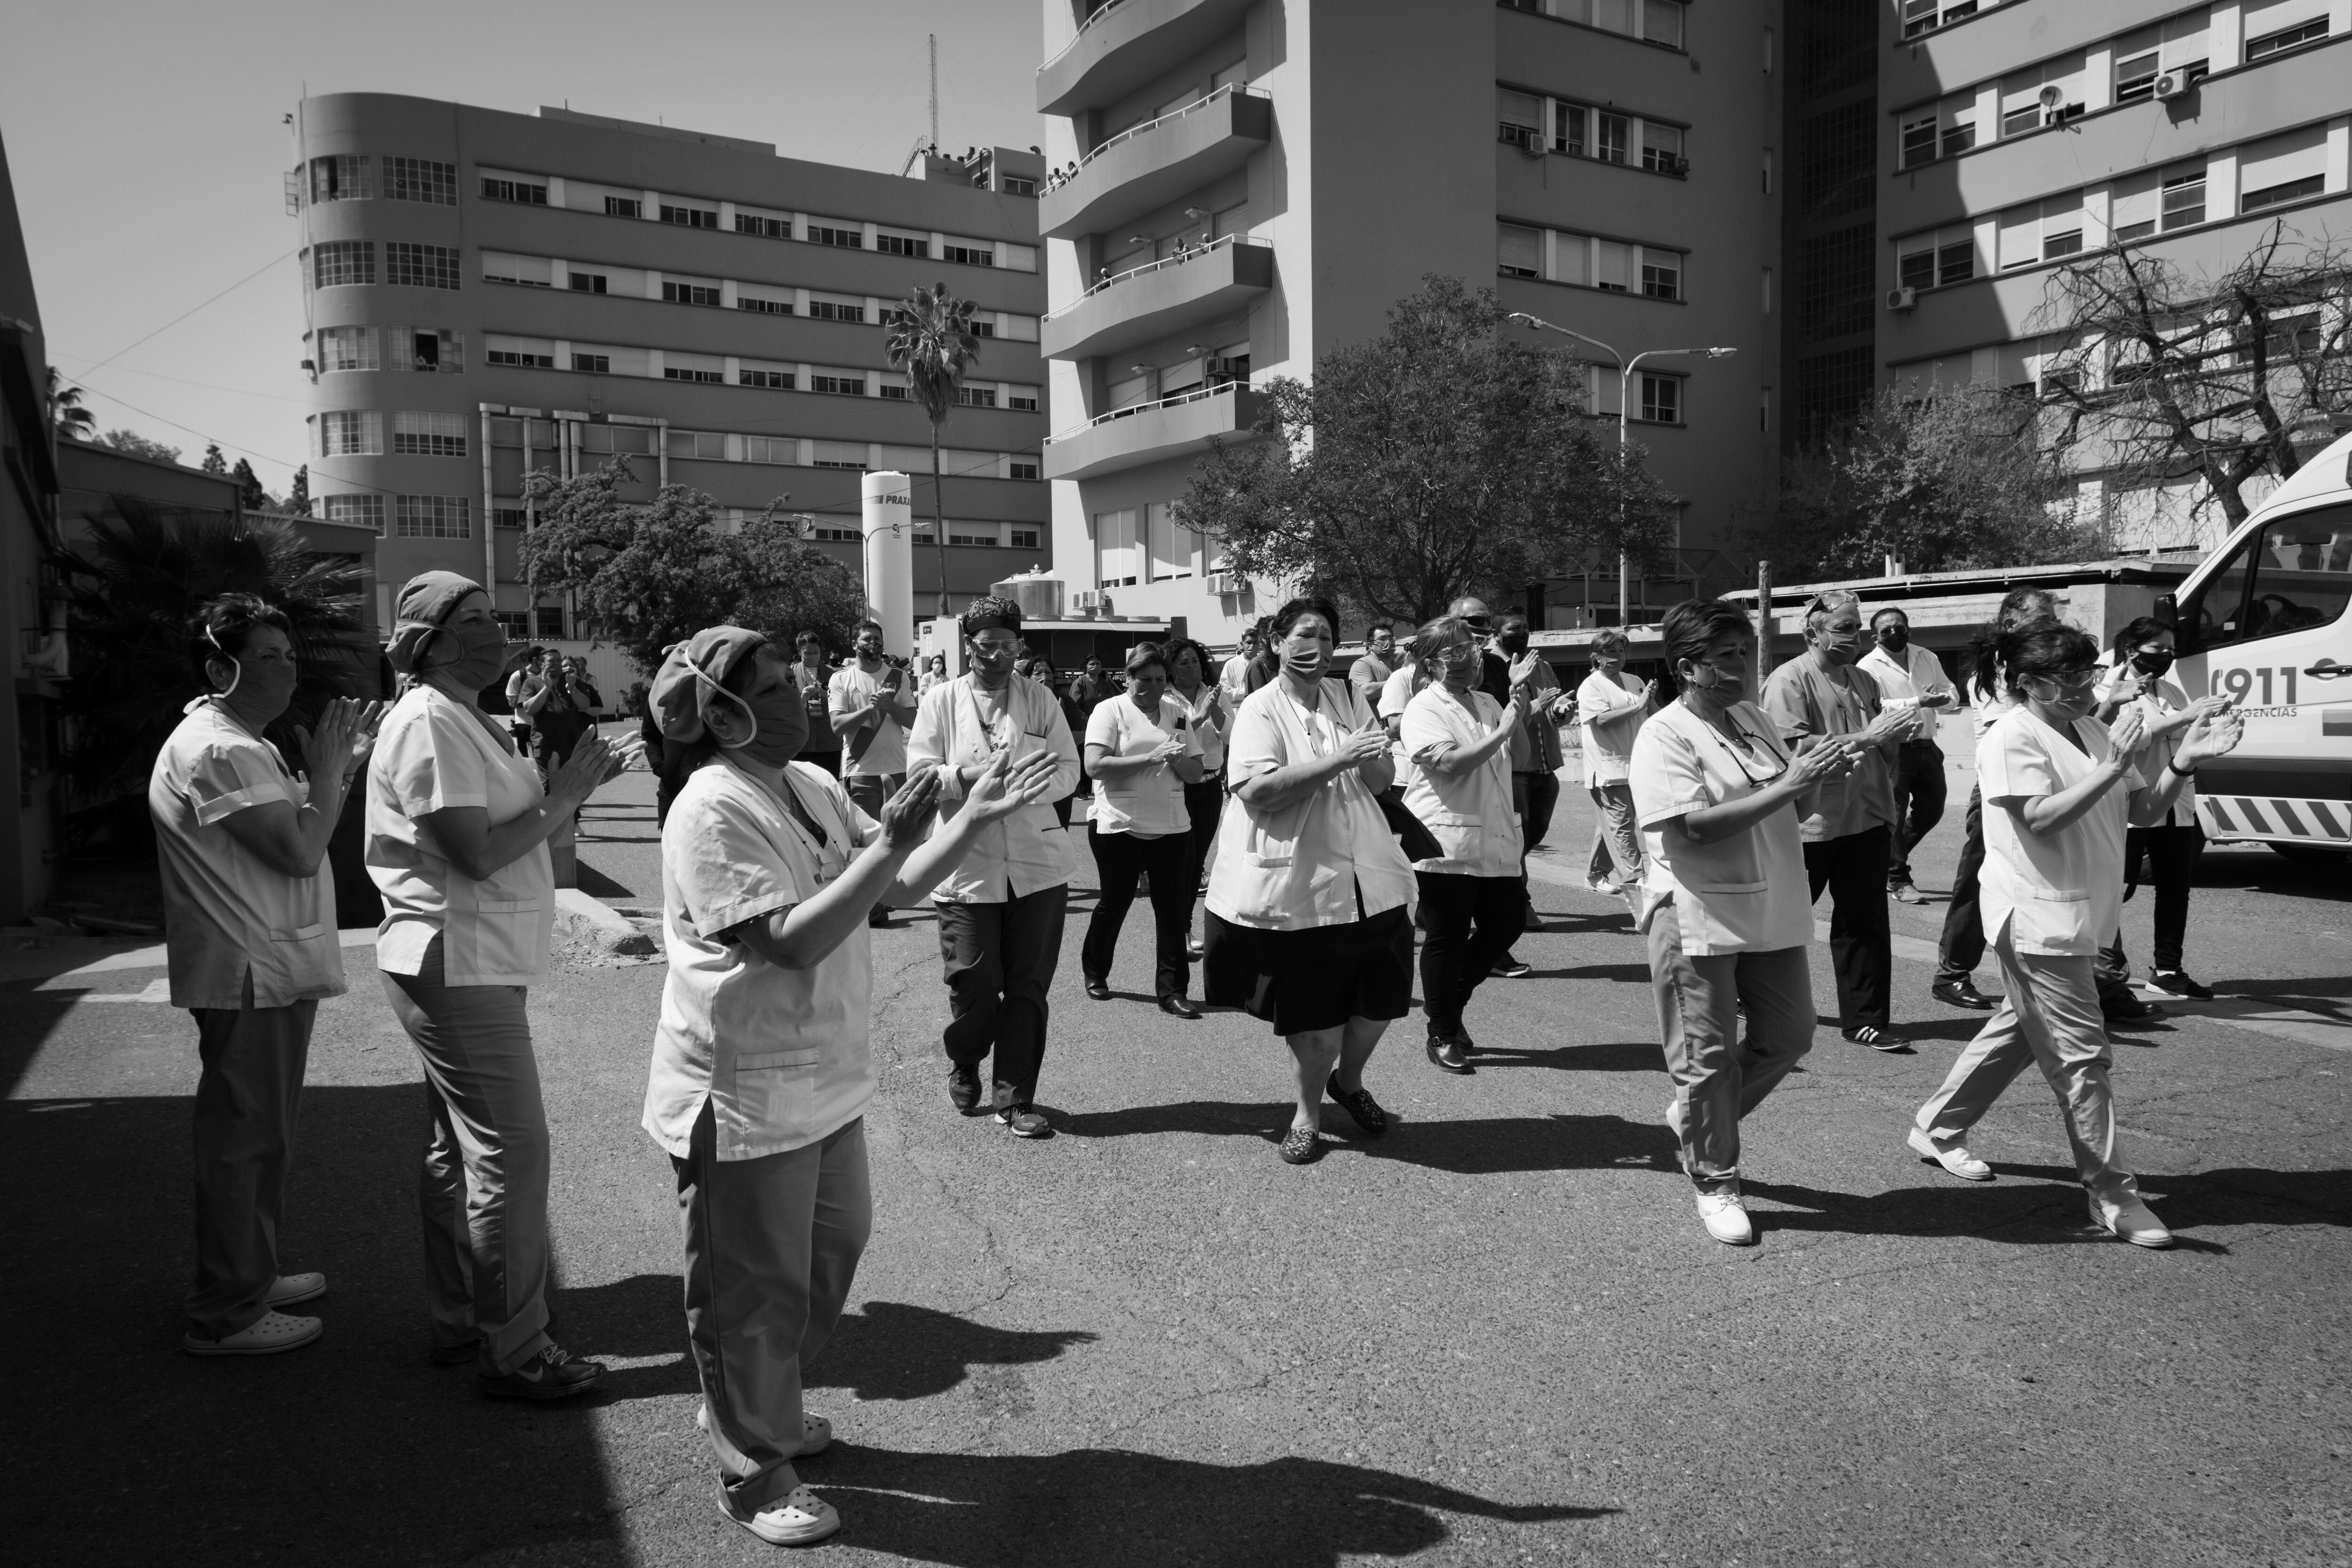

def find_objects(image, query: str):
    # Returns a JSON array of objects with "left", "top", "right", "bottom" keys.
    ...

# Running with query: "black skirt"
[{"left": 1202, "top": 903, "right": 1414, "bottom": 1036}]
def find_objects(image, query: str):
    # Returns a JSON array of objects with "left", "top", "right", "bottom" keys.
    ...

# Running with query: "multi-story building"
[
  {"left": 1875, "top": 0, "right": 2352, "bottom": 548},
  {"left": 1034, "top": 0, "right": 1783, "bottom": 643},
  {"left": 291, "top": 95, "right": 1050, "bottom": 641}
]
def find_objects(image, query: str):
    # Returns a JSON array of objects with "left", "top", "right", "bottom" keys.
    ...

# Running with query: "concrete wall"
[{"left": 0, "top": 126, "right": 60, "bottom": 923}]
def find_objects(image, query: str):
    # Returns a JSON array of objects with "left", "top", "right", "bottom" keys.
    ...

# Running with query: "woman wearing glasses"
[
  {"left": 1910, "top": 623, "right": 2241, "bottom": 1249},
  {"left": 1631, "top": 599, "right": 1859, "bottom": 1246}
]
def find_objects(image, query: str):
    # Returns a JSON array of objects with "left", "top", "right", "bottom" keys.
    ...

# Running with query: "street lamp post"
[{"left": 1507, "top": 312, "right": 1735, "bottom": 629}]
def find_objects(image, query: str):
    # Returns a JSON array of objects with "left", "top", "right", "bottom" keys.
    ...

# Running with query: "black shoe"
[
  {"left": 2103, "top": 993, "right": 2166, "bottom": 1023},
  {"left": 1427, "top": 1035, "right": 1473, "bottom": 1075},
  {"left": 947, "top": 1065, "right": 982, "bottom": 1115},
  {"left": 478, "top": 1343, "right": 604, "bottom": 1401},
  {"left": 1842, "top": 1024, "right": 1912, "bottom": 1053},
  {"left": 2147, "top": 969, "right": 2213, "bottom": 1000},
  {"left": 999, "top": 1105, "right": 1053, "bottom": 1138},
  {"left": 1158, "top": 994, "right": 1200, "bottom": 1019},
  {"left": 866, "top": 908, "right": 890, "bottom": 929},
  {"left": 1490, "top": 957, "right": 1532, "bottom": 979},
  {"left": 1325, "top": 1074, "right": 1389, "bottom": 1138},
  {"left": 1278, "top": 1124, "right": 1324, "bottom": 1164},
  {"left": 1084, "top": 976, "right": 1112, "bottom": 1001},
  {"left": 1932, "top": 977, "right": 1995, "bottom": 1011}
]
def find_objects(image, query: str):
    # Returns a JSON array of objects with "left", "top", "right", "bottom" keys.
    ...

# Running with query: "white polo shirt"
[
  {"left": 1400, "top": 685, "right": 1524, "bottom": 877},
  {"left": 903, "top": 675, "right": 1080, "bottom": 903},
  {"left": 1859, "top": 642, "right": 1957, "bottom": 744},
  {"left": 1977, "top": 705, "right": 2130, "bottom": 957},
  {"left": 1629, "top": 700, "right": 1813, "bottom": 955},
  {"left": 644, "top": 758, "right": 880, "bottom": 1162},
  {"left": 1086, "top": 692, "right": 1201, "bottom": 838},
  {"left": 149, "top": 699, "right": 344, "bottom": 1010}
]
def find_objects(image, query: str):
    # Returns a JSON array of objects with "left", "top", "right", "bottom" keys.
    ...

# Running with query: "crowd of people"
[{"left": 142, "top": 569, "right": 2245, "bottom": 1546}]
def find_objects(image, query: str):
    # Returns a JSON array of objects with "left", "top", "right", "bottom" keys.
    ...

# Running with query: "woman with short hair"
[
  {"left": 1910, "top": 623, "right": 2241, "bottom": 1248},
  {"left": 1576, "top": 629, "right": 1652, "bottom": 896},
  {"left": 1399, "top": 616, "right": 1527, "bottom": 1073},
  {"left": 1632, "top": 598, "right": 1857, "bottom": 1246},
  {"left": 1203, "top": 597, "right": 1414, "bottom": 1164},
  {"left": 1081, "top": 642, "right": 1206, "bottom": 1016},
  {"left": 644, "top": 626, "right": 1054, "bottom": 1545}
]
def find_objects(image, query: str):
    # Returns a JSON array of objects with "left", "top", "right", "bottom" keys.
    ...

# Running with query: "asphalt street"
[{"left": 3, "top": 735, "right": 2347, "bottom": 1567}]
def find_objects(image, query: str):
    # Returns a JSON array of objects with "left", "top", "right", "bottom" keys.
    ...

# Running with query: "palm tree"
[
  {"left": 45, "top": 366, "right": 95, "bottom": 442},
  {"left": 883, "top": 283, "right": 980, "bottom": 617}
]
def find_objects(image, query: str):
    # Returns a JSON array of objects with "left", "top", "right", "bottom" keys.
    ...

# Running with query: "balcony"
[
  {"left": 1038, "top": 0, "right": 1256, "bottom": 117},
  {"left": 1041, "top": 382, "right": 1264, "bottom": 481},
  {"left": 1040, "top": 86, "right": 1270, "bottom": 241},
  {"left": 1041, "top": 234, "right": 1272, "bottom": 363}
]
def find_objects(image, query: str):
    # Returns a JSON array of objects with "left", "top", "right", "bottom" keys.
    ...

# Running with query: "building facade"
[
  {"left": 1035, "top": 0, "right": 1784, "bottom": 645},
  {"left": 292, "top": 95, "right": 1051, "bottom": 639},
  {"left": 1876, "top": 0, "right": 2352, "bottom": 549}
]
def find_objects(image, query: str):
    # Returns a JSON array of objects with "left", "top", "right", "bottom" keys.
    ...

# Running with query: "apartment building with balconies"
[
  {"left": 292, "top": 95, "right": 1049, "bottom": 639},
  {"left": 1876, "top": 0, "right": 2352, "bottom": 548},
  {"left": 1036, "top": 0, "right": 1785, "bottom": 641}
]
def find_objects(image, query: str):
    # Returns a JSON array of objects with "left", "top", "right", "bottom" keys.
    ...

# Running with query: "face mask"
[
  {"left": 2131, "top": 650, "right": 2175, "bottom": 679},
  {"left": 432, "top": 620, "right": 511, "bottom": 692},
  {"left": 1876, "top": 626, "right": 1909, "bottom": 653},
  {"left": 1496, "top": 630, "right": 1530, "bottom": 653},
  {"left": 1681, "top": 662, "right": 1726, "bottom": 693},
  {"left": 209, "top": 630, "right": 298, "bottom": 722},
  {"left": 695, "top": 654, "right": 808, "bottom": 766}
]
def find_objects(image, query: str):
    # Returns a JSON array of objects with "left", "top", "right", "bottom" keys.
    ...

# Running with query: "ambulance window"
[{"left": 2181, "top": 503, "right": 2352, "bottom": 653}]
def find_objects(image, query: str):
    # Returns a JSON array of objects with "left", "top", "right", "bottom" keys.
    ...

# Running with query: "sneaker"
[
  {"left": 266, "top": 1271, "right": 327, "bottom": 1308},
  {"left": 2088, "top": 1193, "right": 2174, "bottom": 1249},
  {"left": 2102, "top": 993, "right": 2166, "bottom": 1023},
  {"left": 1842, "top": 1024, "right": 1911, "bottom": 1053},
  {"left": 2147, "top": 969, "right": 2214, "bottom": 1000},
  {"left": 1906, "top": 1126, "right": 1994, "bottom": 1182},
  {"left": 1586, "top": 876, "right": 1618, "bottom": 896},
  {"left": 1695, "top": 1188, "right": 1756, "bottom": 1246},
  {"left": 183, "top": 1310, "right": 322, "bottom": 1357},
  {"left": 1490, "top": 956, "right": 1533, "bottom": 979},
  {"left": 477, "top": 1342, "right": 604, "bottom": 1401},
  {"left": 1889, "top": 881, "right": 1927, "bottom": 904},
  {"left": 1932, "top": 976, "right": 1996, "bottom": 1011},
  {"left": 998, "top": 1105, "right": 1052, "bottom": 1138},
  {"left": 946, "top": 1064, "right": 982, "bottom": 1115},
  {"left": 723, "top": 1482, "right": 842, "bottom": 1547}
]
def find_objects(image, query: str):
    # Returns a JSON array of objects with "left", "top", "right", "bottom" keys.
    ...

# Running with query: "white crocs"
[
  {"left": 724, "top": 1482, "right": 841, "bottom": 1547},
  {"left": 183, "top": 1310, "right": 323, "bottom": 1356},
  {"left": 266, "top": 1272, "right": 327, "bottom": 1307},
  {"left": 1907, "top": 1127, "right": 1994, "bottom": 1182}
]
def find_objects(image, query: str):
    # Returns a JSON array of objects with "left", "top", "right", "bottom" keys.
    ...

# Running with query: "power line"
[
  {"left": 76, "top": 248, "right": 298, "bottom": 376},
  {"left": 52, "top": 353, "right": 308, "bottom": 404}
]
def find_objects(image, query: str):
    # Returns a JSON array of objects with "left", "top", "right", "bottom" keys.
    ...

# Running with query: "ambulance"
[{"left": 2161, "top": 429, "right": 2352, "bottom": 862}]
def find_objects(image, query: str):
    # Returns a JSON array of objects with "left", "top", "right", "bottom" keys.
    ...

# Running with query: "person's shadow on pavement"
[{"left": 799, "top": 1445, "right": 1612, "bottom": 1566}]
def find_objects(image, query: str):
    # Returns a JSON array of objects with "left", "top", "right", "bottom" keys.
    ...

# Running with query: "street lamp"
[{"left": 1508, "top": 311, "right": 1735, "bottom": 629}]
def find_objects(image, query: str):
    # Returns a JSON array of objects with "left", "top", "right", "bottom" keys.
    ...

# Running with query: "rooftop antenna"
[{"left": 929, "top": 34, "right": 939, "bottom": 154}]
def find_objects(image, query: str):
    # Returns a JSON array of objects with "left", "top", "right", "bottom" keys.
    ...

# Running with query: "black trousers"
[
  {"left": 1887, "top": 740, "right": 1947, "bottom": 884},
  {"left": 1083, "top": 826, "right": 1193, "bottom": 999},
  {"left": 2098, "top": 822, "right": 2205, "bottom": 979},
  {"left": 1805, "top": 826, "right": 1891, "bottom": 1032},
  {"left": 1183, "top": 776, "right": 1224, "bottom": 899},
  {"left": 1416, "top": 872, "right": 1528, "bottom": 1037},
  {"left": 1935, "top": 785, "right": 1986, "bottom": 984},
  {"left": 937, "top": 885, "right": 1066, "bottom": 1110}
]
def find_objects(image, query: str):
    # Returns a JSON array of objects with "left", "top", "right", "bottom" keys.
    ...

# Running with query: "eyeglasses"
[
  {"left": 1708, "top": 724, "right": 1786, "bottom": 786},
  {"left": 2023, "top": 668, "right": 2101, "bottom": 692}
]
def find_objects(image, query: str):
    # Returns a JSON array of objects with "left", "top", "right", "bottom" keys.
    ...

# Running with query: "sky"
[{"left": 1, "top": 0, "right": 1045, "bottom": 495}]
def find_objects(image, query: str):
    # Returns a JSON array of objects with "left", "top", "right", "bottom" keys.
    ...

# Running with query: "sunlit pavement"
[{"left": 4, "top": 743, "right": 2345, "bottom": 1566}]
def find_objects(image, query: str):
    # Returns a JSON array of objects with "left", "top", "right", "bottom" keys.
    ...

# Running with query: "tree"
[
  {"left": 2033, "top": 223, "right": 2352, "bottom": 536},
  {"left": 60, "top": 502, "right": 369, "bottom": 809},
  {"left": 96, "top": 428, "right": 180, "bottom": 464},
  {"left": 230, "top": 457, "right": 272, "bottom": 512},
  {"left": 1740, "top": 382, "right": 2098, "bottom": 581},
  {"left": 287, "top": 464, "right": 312, "bottom": 517},
  {"left": 883, "top": 282, "right": 981, "bottom": 616},
  {"left": 201, "top": 443, "right": 229, "bottom": 476},
  {"left": 1173, "top": 276, "right": 1677, "bottom": 628},
  {"left": 45, "top": 366, "right": 94, "bottom": 441},
  {"left": 517, "top": 457, "right": 867, "bottom": 674}
]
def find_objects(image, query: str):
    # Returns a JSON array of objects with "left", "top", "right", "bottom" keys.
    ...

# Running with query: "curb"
[{"left": 554, "top": 887, "right": 657, "bottom": 955}]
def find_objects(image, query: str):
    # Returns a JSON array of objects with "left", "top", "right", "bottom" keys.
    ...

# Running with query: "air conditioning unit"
[
  {"left": 1070, "top": 589, "right": 1103, "bottom": 612},
  {"left": 2153, "top": 70, "right": 2190, "bottom": 98},
  {"left": 1665, "top": 155, "right": 1691, "bottom": 177},
  {"left": 1886, "top": 286, "right": 1918, "bottom": 311},
  {"left": 1206, "top": 571, "right": 1240, "bottom": 595}
]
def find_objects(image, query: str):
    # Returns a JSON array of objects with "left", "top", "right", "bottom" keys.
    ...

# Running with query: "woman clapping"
[
  {"left": 1202, "top": 597, "right": 1416, "bottom": 1165},
  {"left": 1081, "top": 642, "right": 1205, "bottom": 1016}
]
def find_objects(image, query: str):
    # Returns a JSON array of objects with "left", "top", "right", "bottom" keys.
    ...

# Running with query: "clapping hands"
[
  {"left": 2172, "top": 706, "right": 2245, "bottom": 770},
  {"left": 964, "top": 749, "right": 1061, "bottom": 824},
  {"left": 1787, "top": 738, "right": 1859, "bottom": 790},
  {"left": 299, "top": 697, "right": 386, "bottom": 785}
]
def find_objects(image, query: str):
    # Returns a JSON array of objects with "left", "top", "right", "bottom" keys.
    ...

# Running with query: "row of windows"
[
  {"left": 1892, "top": 117, "right": 2346, "bottom": 292},
  {"left": 303, "top": 154, "right": 459, "bottom": 206},
  {"left": 1497, "top": 88, "right": 1686, "bottom": 175},
  {"left": 483, "top": 415, "right": 1044, "bottom": 482},
  {"left": 313, "top": 325, "right": 463, "bottom": 374},
  {"left": 312, "top": 410, "right": 470, "bottom": 458},
  {"left": 475, "top": 332, "right": 1040, "bottom": 408},
  {"left": 1899, "top": 1, "right": 2342, "bottom": 169},
  {"left": 1499, "top": 0, "right": 1688, "bottom": 52},
  {"left": 1092, "top": 502, "right": 1212, "bottom": 589},
  {"left": 1497, "top": 222, "right": 1685, "bottom": 300},
  {"left": 473, "top": 166, "right": 1039, "bottom": 270},
  {"left": 310, "top": 240, "right": 461, "bottom": 291},
  {"left": 479, "top": 250, "right": 1041, "bottom": 338},
  {"left": 319, "top": 493, "right": 470, "bottom": 538}
]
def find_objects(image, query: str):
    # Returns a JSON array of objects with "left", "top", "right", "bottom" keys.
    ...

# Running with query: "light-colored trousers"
[
  {"left": 186, "top": 993, "right": 317, "bottom": 1338},
  {"left": 1587, "top": 781, "right": 1643, "bottom": 888},
  {"left": 677, "top": 1108, "right": 872, "bottom": 1518},
  {"left": 381, "top": 937, "right": 555, "bottom": 1376},
  {"left": 1645, "top": 900, "right": 1815, "bottom": 1187},
  {"left": 1916, "top": 928, "right": 2141, "bottom": 1205}
]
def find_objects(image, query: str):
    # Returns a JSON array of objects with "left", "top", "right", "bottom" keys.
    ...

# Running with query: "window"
[
  {"left": 876, "top": 230, "right": 929, "bottom": 258},
  {"left": 1901, "top": 114, "right": 1937, "bottom": 169},
  {"left": 943, "top": 242, "right": 994, "bottom": 266},
  {"left": 1001, "top": 314, "right": 1041, "bottom": 342},
  {"left": 955, "top": 386, "right": 998, "bottom": 408},
  {"left": 807, "top": 222, "right": 863, "bottom": 248},
  {"left": 2241, "top": 126, "right": 2331, "bottom": 213},
  {"left": 487, "top": 346, "right": 555, "bottom": 368},
  {"left": 1640, "top": 123, "right": 1684, "bottom": 174},
  {"left": 737, "top": 294, "right": 792, "bottom": 315},
  {"left": 1499, "top": 88, "right": 1544, "bottom": 148},
  {"left": 1009, "top": 465, "right": 1040, "bottom": 484},
  {"left": 2043, "top": 228, "right": 2083, "bottom": 259},
  {"left": 534, "top": 607, "right": 566, "bottom": 638},
  {"left": 811, "top": 440, "right": 867, "bottom": 469},
  {"left": 482, "top": 251, "right": 552, "bottom": 287},
  {"left": 810, "top": 372, "right": 865, "bottom": 396},
  {"left": 604, "top": 195, "right": 643, "bottom": 218},
  {"left": 742, "top": 435, "right": 797, "bottom": 464},
  {"left": 394, "top": 496, "right": 469, "bottom": 538},
  {"left": 659, "top": 203, "right": 717, "bottom": 228},
  {"left": 570, "top": 272, "right": 608, "bottom": 294},
  {"left": 393, "top": 412, "right": 468, "bottom": 457},
  {"left": 1797, "top": 99, "right": 1874, "bottom": 221},
  {"left": 2177, "top": 504, "right": 2352, "bottom": 655},
  {"left": 807, "top": 296, "right": 866, "bottom": 323},
  {"left": 736, "top": 212, "right": 792, "bottom": 239},
  {"left": 948, "top": 529, "right": 996, "bottom": 547},
  {"left": 1009, "top": 525, "right": 1040, "bottom": 546},
  {"left": 666, "top": 430, "right": 728, "bottom": 460},
  {"left": 1938, "top": 240, "right": 1974, "bottom": 286},
  {"left": 312, "top": 241, "right": 374, "bottom": 288},
  {"left": 1094, "top": 508, "right": 1140, "bottom": 587},
  {"left": 386, "top": 243, "right": 461, "bottom": 290},
  {"left": 1595, "top": 239, "right": 1631, "bottom": 292},
  {"left": 740, "top": 368, "right": 793, "bottom": 390},
  {"left": 480, "top": 174, "right": 547, "bottom": 205},
  {"left": 2246, "top": 16, "right": 2330, "bottom": 59},
  {"left": 1002, "top": 176, "right": 1038, "bottom": 197},
  {"left": 1640, "top": 255, "right": 1682, "bottom": 300},
  {"left": 396, "top": 328, "right": 462, "bottom": 372},
  {"left": 1554, "top": 102, "right": 1585, "bottom": 156},
  {"left": 2162, "top": 169, "right": 2206, "bottom": 230},
  {"left": 1943, "top": 119, "right": 1976, "bottom": 157},
  {"left": 2115, "top": 49, "right": 2161, "bottom": 102},
  {"left": 317, "top": 326, "right": 378, "bottom": 372},
  {"left": 1147, "top": 501, "right": 1198, "bottom": 580},
  {"left": 1008, "top": 386, "right": 1040, "bottom": 412},
  {"left": 1497, "top": 222, "right": 1542, "bottom": 279},
  {"left": 1899, "top": 249, "right": 1934, "bottom": 292},
  {"left": 1798, "top": 224, "right": 1872, "bottom": 339},
  {"left": 879, "top": 379, "right": 910, "bottom": 400},
  {"left": 971, "top": 319, "right": 997, "bottom": 338},
  {"left": 310, "top": 155, "right": 369, "bottom": 202},
  {"left": 572, "top": 353, "right": 610, "bottom": 374},
  {"left": 1642, "top": 0, "right": 1684, "bottom": 48},
  {"left": 663, "top": 280, "right": 722, "bottom": 306},
  {"left": 493, "top": 612, "right": 529, "bottom": 638},
  {"left": 663, "top": 366, "right": 722, "bottom": 384},
  {"left": 317, "top": 410, "right": 381, "bottom": 456},
  {"left": 1596, "top": 112, "right": 1629, "bottom": 164},
  {"left": 322, "top": 494, "right": 383, "bottom": 533},
  {"left": 2245, "top": 173, "right": 2325, "bottom": 211},
  {"left": 386, "top": 157, "right": 457, "bottom": 204}
]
